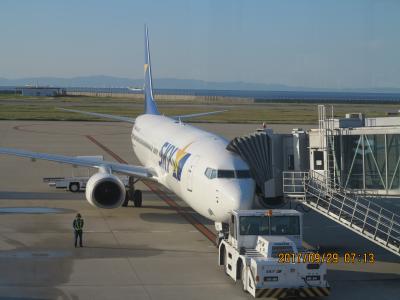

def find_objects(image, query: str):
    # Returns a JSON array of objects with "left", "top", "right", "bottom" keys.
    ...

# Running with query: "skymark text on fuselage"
[{"left": 159, "top": 141, "right": 191, "bottom": 181}]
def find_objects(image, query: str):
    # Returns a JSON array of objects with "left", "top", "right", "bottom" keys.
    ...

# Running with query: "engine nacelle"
[{"left": 85, "top": 172, "right": 126, "bottom": 209}]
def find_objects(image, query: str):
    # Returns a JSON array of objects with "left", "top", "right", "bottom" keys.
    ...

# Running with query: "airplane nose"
[{"left": 222, "top": 180, "right": 255, "bottom": 211}]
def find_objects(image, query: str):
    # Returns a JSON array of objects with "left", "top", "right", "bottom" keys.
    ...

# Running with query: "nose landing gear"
[{"left": 215, "top": 222, "right": 229, "bottom": 247}]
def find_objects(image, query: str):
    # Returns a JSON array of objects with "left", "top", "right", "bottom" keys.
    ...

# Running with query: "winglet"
[{"left": 144, "top": 25, "right": 160, "bottom": 115}]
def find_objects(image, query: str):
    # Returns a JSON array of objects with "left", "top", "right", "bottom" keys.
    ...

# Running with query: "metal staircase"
[
  {"left": 283, "top": 170, "right": 400, "bottom": 257},
  {"left": 318, "top": 105, "right": 340, "bottom": 187}
]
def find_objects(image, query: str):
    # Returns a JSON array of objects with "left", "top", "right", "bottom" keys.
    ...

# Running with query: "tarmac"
[{"left": 0, "top": 120, "right": 399, "bottom": 300}]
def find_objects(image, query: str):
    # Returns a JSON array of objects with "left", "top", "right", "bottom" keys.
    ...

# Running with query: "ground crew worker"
[{"left": 73, "top": 213, "right": 84, "bottom": 247}]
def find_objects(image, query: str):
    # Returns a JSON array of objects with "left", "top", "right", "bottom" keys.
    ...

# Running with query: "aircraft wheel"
[
  {"left": 69, "top": 182, "right": 80, "bottom": 193},
  {"left": 133, "top": 190, "right": 142, "bottom": 207},
  {"left": 128, "top": 176, "right": 135, "bottom": 201}
]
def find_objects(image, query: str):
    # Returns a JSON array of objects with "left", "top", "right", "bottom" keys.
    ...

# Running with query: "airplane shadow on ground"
[
  {"left": 139, "top": 204, "right": 192, "bottom": 211},
  {"left": 302, "top": 210, "right": 400, "bottom": 264},
  {"left": 82, "top": 245, "right": 213, "bottom": 255},
  {"left": 0, "top": 243, "right": 163, "bottom": 300},
  {"left": 0, "top": 191, "right": 82, "bottom": 200},
  {"left": 326, "top": 269, "right": 400, "bottom": 300},
  {"left": 0, "top": 297, "right": 50, "bottom": 300},
  {"left": 139, "top": 212, "right": 214, "bottom": 225}
]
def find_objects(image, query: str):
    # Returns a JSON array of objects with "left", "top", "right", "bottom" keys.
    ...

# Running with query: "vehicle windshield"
[
  {"left": 239, "top": 216, "right": 269, "bottom": 235},
  {"left": 239, "top": 215, "right": 300, "bottom": 236},
  {"left": 270, "top": 216, "right": 300, "bottom": 235}
]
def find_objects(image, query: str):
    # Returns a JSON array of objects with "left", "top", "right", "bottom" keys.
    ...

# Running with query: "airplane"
[{"left": 0, "top": 26, "right": 255, "bottom": 240}]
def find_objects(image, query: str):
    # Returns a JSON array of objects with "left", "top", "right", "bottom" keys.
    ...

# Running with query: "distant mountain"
[
  {"left": 0, "top": 75, "right": 298, "bottom": 90},
  {"left": 0, "top": 75, "right": 399, "bottom": 93}
]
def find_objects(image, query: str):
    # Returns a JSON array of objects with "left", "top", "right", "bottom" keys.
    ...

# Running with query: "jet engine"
[{"left": 85, "top": 172, "right": 126, "bottom": 209}]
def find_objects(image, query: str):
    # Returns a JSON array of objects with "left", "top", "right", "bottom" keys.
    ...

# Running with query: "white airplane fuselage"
[{"left": 132, "top": 114, "right": 255, "bottom": 222}]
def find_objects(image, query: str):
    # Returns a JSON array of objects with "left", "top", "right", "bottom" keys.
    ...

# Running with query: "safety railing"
[
  {"left": 283, "top": 170, "right": 400, "bottom": 256},
  {"left": 282, "top": 171, "right": 308, "bottom": 197}
]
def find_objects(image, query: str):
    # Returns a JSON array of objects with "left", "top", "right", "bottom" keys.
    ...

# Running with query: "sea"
[{"left": 1, "top": 86, "right": 400, "bottom": 103}]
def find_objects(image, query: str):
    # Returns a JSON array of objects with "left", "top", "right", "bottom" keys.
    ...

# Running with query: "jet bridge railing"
[
  {"left": 282, "top": 171, "right": 308, "bottom": 198},
  {"left": 283, "top": 170, "right": 400, "bottom": 257}
]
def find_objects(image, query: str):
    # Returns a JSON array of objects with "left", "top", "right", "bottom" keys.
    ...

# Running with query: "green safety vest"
[{"left": 73, "top": 218, "right": 84, "bottom": 231}]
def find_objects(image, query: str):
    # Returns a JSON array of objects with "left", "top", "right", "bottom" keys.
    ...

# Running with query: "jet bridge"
[
  {"left": 227, "top": 128, "right": 308, "bottom": 206},
  {"left": 227, "top": 130, "right": 273, "bottom": 201}
]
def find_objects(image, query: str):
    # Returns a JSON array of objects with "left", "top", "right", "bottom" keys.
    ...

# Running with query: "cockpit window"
[
  {"left": 204, "top": 168, "right": 251, "bottom": 179},
  {"left": 217, "top": 170, "right": 235, "bottom": 178},
  {"left": 205, "top": 167, "right": 217, "bottom": 179},
  {"left": 236, "top": 170, "right": 251, "bottom": 178}
]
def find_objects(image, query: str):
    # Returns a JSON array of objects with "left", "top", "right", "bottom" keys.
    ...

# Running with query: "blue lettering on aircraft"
[{"left": 158, "top": 142, "right": 192, "bottom": 181}]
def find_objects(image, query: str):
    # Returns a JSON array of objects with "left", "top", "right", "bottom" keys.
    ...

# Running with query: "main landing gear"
[{"left": 122, "top": 176, "right": 143, "bottom": 207}]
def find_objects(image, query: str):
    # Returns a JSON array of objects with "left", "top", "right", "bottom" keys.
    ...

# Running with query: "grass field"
[{"left": 0, "top": 94, "right": 398, "bottom": 124}]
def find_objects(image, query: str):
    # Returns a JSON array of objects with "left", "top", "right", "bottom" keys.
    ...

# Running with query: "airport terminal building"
[
  {"left": 20, "top": 86, "right": 66, "bottom": 97},
  {"left": 309, "top": 109, "right": 400, "bottom": 196},
  {"left": 239, "top": 106, "right": 400, "bottom": 199}
]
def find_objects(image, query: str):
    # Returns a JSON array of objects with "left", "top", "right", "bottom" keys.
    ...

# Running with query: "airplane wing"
[
  {"left": 59, "top": 107, "right": 227, "bottom": 121},
  {"left": 172, "top": 110, "right": 228, "bottom": 120},
  {"left": 0, "top": 147, "right": 155, "bottom": 179},
  {"left": 58, "top": 108, "right": 136, "bottom": 123}
]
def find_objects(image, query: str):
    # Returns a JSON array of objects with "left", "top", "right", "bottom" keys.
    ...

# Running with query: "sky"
[{"left": 0, "top": 0, "right": 399, "bottom": 89}]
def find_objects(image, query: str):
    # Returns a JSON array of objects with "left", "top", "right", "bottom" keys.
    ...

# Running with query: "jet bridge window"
[{"left": 313, "top": 151, "right": 324, "bottom": 170}]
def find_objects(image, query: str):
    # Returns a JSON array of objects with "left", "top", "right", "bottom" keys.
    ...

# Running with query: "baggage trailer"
[
  {"left": 43, "top": 176, "right": 90, "bottom": 192},
  {"left": 42, "top": 155, "right": 129, "bottom": 193},
  {"left": 43, "top": 176, "right": 129, "bottom": 192},
  {"left": 218, "top": 209, "right": 330, "bottom": 298}
]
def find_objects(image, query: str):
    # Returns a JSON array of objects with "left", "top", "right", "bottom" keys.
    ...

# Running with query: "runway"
[{"left": 0, "top": 120, "right": 399, "bottom": 299}]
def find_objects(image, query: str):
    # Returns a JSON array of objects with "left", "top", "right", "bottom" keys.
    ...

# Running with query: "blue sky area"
[{"left": 0, "top": 0, "right": 399, "bottom": 89}]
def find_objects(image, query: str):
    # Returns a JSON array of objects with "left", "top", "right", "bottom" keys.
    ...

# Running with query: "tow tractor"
[{"left": 218, "top": 209, "right": 330, "bottom": 298}]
